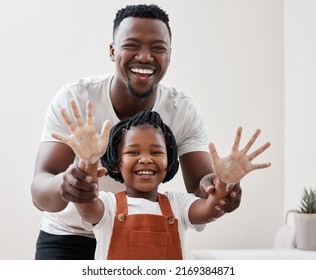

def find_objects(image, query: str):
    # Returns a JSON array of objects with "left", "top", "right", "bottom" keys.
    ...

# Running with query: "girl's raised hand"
[
  {"left": 209, "top": 127, "right": 271, "bottom": 190},
  {"left": 52, "top": 99, "right": 111, "bottom": 164}
]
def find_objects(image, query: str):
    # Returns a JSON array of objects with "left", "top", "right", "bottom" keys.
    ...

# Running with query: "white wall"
[
  {"left": 284, "top": 1, "right": 316, "bottom": 220},
  {"left": 0, "top": 0, "right": 285, "bottom": 259}
]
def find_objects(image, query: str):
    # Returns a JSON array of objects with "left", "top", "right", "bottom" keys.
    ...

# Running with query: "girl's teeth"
[{"left": 137, "top": 171, "right": 154, "bottom": 175}]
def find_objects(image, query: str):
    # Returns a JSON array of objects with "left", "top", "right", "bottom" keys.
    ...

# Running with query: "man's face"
[{"left": 110, "top": 17, "right": 171, "bottom": 98}]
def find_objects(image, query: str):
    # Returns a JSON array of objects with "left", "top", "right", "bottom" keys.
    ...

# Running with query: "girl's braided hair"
[{"left": 100, "top": 110, "right": 179, "bottom": 183}]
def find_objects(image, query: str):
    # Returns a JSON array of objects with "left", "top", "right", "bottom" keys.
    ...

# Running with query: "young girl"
[{"left": 52, "top": 100, "right": 270, "bottom": 259}]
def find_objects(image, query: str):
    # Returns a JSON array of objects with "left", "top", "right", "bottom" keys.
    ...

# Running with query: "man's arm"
[
  {"left": 31, "top": 142, "right": 73, "bottom": 212},
  {"left": 31, "top": 141, "right": 98, "bottom": 212},
  {"left": 180, "top": 151, "right": 212, "bottom": 195}
]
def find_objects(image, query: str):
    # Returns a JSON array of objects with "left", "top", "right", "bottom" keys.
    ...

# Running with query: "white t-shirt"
[
  {"left": 40, "top": 73, "right": 209, "bottom": 237},
  {"left": 82, "top": 191, "right": 205, "bottom": 260}
]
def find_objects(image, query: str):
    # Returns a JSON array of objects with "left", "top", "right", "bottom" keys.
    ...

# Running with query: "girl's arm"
[
  {"left": 52, "top": 99, "right": 111, "bottom": 225},
  {"left": 189, "top": 179, "right": 229, "bottom": 224},
  {"left": 74, "top": 160, "right": 105, "bottom": 225}
]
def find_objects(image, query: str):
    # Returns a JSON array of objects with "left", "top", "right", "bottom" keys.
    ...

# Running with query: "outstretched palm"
[
  {"left": 52, "top": 100, "right": 111, "bottom": 164},
  {"left": 209, "top": 127, "right": 271, "bottom": 190}
]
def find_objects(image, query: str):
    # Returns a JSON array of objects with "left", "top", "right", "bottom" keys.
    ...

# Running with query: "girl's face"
[{"left": 118, "top": 125, "right": 168, "bottom": 201}]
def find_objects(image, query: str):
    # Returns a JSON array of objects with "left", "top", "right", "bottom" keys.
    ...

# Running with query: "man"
[{"left": 31, "top": 4, "right": 242, "bottom": 260}]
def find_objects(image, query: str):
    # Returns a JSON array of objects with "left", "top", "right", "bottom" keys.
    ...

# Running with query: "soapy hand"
[
  {"left": 209, "top": 127, "right": 271, "bottom": 191},
  {"left": 52, "top": 99, "right": 111, "bottom": 164}
]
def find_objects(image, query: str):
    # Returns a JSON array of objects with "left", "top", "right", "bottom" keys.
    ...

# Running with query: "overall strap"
[
  {"left": 158, "top": 193, "right": 175, "bottom": 224},
  {"left": 115, "top": 191, "right": 128, "bottom": 215}
]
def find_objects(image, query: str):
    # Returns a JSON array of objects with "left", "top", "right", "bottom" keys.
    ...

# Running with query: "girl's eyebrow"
[{"left": 123, "top": 144, "right": 165, "bottom": 148}]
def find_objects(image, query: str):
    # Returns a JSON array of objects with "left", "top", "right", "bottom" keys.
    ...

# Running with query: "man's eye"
[
  {"left": 122, "top": 44, "right": 138, "bottom": 50},
  {"left": 152, "top": 46, "right": 167, "bottom": 52}
]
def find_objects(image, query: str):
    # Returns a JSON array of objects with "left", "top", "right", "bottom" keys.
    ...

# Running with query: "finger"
[
  {"left": 52, "top": 132, "right": 70, "bottom": 143},
  {"left": 68, "top": 164, "right": 97, "bottom": 186},
  {"left": 86, "top": 100, "right": 95, "bottom": 126},
  {"left": 199, "top": 173, "right": 216, "bottom": 189},
  {"left": 231, "top": 127, "right": 242, "bottom": 151},
  {"left": 219, "top": 193, "right": 242, "bottom": 213},
  {"left": 229, "top": 182, "right": 242, "bottom": 197},
  {"left": 208, "top": 143, "right": 220, "bottom": 167},
  {"left": 200, "top": 185, "right": 215, "bottom": 195},
  {"left": 199, "top": 185, "right": 207, "bottom": 195},
  {"left": 251, "top": 162, "right": 271, "bottom": 170},
  {"left": 218, "top": 183, "right": 242, "bottom": 212},
  {"left": 60, "top": 108, "right": 77, "bottom": 133},
  {"left": 70, "top": 99, "right": 84, "bottom": 127},
  {"left": 61, "top": 189, "right": 98, "bottom": 203},
  {"left": 61, "top": 173, "right": 98, "bottom": 199},
  {"left": 241, "top": 129, "right": 261, "bottom": 154},
  {"left": 204, "top": 185, "right": 216, "bottom": 195},
  {"left": 66, "top": 173, "right": 97, "bottom": 191},
  {"left": 73, "top": 185, "right": 99, "bottom": 200},
  {"left": 100, "top": 120, "right": 111, "bottom": 140},
  {"left": 225, "top": 183, "right": 235, "bottom": 192},
  {"left": 97, "top": 167, "right": 107, "bottom": 177},
  {"left": 248, "top": 141, "right": 271, "bottom": 161}
]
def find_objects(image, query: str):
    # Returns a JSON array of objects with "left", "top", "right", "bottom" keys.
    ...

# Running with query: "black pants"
[{"left": 35, "top": 230, "right": 96, "bottom": 260}]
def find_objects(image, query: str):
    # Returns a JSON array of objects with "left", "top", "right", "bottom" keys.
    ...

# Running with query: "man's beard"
[{"left": 128, "top": 82, "right": 153, "bottom": 99}]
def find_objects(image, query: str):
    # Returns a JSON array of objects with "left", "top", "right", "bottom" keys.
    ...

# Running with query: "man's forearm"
[{"left": 31, "top": 172, "right": 68, "bottom": 212}]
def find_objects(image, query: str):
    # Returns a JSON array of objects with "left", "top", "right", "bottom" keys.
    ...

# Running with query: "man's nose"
[{"left": 135, "top": 48, "right": 153, "bottom": 62}]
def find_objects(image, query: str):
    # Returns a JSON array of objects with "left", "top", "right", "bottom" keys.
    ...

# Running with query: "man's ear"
[
  {"left": 109, "top": 43, "right": 115, "bottom": 62},
  {"left": 168, "top": 47, "right": 172, "bottom": 65}
]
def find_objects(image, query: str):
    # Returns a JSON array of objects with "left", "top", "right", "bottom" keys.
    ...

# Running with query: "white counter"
[{"left": 190, "top": 249, "right": 316, "bottom": 260}]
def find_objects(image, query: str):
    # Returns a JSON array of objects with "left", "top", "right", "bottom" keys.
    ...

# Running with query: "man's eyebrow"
[{"left": 123, "top": 37, "right": 168, "bottom": 45}]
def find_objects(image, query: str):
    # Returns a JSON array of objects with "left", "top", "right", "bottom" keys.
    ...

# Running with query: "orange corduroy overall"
[{"left": 107, "top": 191, "right": 183, "bottom": 260}]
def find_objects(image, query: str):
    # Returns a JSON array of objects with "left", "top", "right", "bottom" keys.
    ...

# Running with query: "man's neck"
[{"left": 110, "top": 77, "right": 158, "bottom": 119}]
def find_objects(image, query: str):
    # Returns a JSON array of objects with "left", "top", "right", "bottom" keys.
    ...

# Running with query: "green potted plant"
[{"left": 294, "top": 187, "right": 316, "bottom": 250}]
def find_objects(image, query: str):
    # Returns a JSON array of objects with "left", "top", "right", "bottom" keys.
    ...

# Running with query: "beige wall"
[{"left": 0, "top": 0, "right": 290, "bottom": 259}]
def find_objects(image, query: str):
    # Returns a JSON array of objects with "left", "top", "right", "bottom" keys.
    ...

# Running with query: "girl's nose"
[{"left": 138, "top": 157, "right": 153, "bottom": 164}]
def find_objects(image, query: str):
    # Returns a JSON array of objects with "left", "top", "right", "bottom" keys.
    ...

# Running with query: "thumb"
[
  {"left": 203, "top": 185, "right": 215, "bottom": 195},
  {"left": 199, "top": 173, "right": 216, "bottom": 191},
  {"left": 97, "top": 167, "right": 107, "bottom": 177}
]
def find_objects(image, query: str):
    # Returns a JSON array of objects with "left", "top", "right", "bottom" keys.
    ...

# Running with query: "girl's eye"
[
  {"left": 152, "top": 151, "right": 164, "bottom": 155},
  {"left": 126, "top": 151, "right": 139, "bottom": 155}
]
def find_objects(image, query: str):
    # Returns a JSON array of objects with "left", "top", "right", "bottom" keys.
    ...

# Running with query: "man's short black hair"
[
  {"left": 113, "top": 4, "right": 172, "bottom": 41},
  {"left": 101, "top": 110, "right": 179, "bottom": 184}
]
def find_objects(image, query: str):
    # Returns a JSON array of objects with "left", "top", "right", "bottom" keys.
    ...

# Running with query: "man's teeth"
[
  {"left": 131, "top": 68, "right": 154, "bottom": 75},
  {"left": 137, "top": 171, "right": 154, "bottom": 176}
]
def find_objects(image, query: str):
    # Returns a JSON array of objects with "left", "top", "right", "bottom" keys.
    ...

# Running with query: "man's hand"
[{"left": 199, "top": 173, "right": 242, "bottom": 214}]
